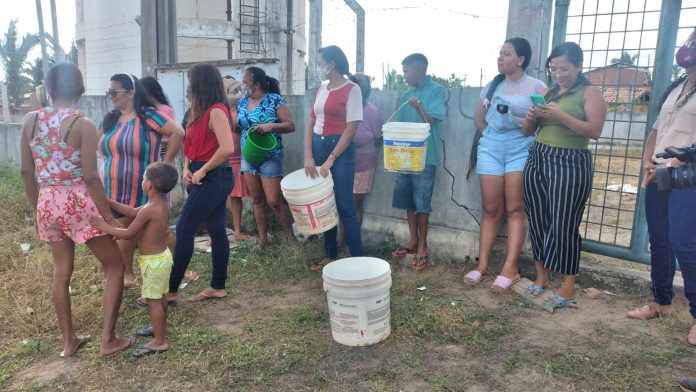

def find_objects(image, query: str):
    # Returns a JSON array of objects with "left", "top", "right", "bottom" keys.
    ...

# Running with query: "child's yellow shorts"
[{"left": 138, "top": 249, "right": 173, "bottom": 300}]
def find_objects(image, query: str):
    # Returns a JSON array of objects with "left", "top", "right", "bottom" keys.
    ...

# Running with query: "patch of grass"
[
  {"left": 0, "top": 162, "right": 32, "bottom": 237},
  {"left": 539, "top": 350, "right": 671, "bottom": 391},
  {"left": 2, "top": 164, "right": 695, "bottom": 391},
  {"left": 391, "top": 285, "right": 514, "bottom": 351}
]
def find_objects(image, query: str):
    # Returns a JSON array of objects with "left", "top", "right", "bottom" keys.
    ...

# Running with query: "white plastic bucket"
[
  {"left": 281, "top": 168, "right": 338, "bottom": 235},
  {"left": 322, "top": 257, "right": 392, "bottom": 346},
  {"left": 382, "top": 122, "right": 431, "bottom": 173}
]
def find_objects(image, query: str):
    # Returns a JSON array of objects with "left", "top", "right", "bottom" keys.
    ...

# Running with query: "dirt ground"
[{"left": 2, "top": 240, "right": 695, "bottom": 392}]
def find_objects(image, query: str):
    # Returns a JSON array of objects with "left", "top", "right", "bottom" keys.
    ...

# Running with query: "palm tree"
[
  {"left": 25, "top": 56, "right": 55, "bottom": 88},
  {"left": 610, "top": 52, "right": 639, "bottom": 65},
  {"left": 0, "top": 20, "right": 39, "bottom": 106}
]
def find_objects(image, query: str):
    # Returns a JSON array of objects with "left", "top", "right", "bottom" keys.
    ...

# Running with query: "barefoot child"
[{"left": 92, "top": 162, "right": 178, "bottom": 358}]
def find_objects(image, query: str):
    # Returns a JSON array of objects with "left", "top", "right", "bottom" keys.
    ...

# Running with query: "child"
[{"left": 92, "top": 161, "right": 178, "bottom": 358}]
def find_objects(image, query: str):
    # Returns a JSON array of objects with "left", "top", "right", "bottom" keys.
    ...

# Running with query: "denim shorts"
[
  {"left": 476, "top": 128, "right": 535, "bottom": 176},
  {"left": 240, "top": 150, "right": 284, "bottom": 177},
  {"left": 392, "top": 164, "right": 437, "bottom": 214}
]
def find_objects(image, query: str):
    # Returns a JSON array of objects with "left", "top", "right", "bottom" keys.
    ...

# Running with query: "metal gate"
[{"left": 552, "top": 0, "right": 695, "bottom": 263}]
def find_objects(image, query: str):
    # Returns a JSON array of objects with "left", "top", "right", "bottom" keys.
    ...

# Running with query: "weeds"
[{"left": 1, "top": 164, "right": 695, "bottom": 391}]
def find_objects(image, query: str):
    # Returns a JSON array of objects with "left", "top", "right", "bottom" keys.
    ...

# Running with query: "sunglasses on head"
[{"left": 106, "top": 89, "right": 129, "bottom": 98}]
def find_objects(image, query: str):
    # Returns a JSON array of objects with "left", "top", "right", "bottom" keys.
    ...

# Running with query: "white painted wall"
[
  {"left": 156, "top": 60, "right": 281, "bottom": 126},
  {"left": 76, "top": 0, "right": 307, "bottom": 96},
  {"left": 75, "top": 0, "right": 142, "bottom": 95}
]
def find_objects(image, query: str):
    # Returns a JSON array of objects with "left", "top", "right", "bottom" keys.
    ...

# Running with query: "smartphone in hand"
[{"left": 530, "top": 94, "right": 547, "bottom": 108}]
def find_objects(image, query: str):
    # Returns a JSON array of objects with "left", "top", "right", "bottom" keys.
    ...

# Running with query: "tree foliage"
[
  {"left": 610, "top": 52, "right": 639, "bottom": 65},
  {"left": 382, "top": 70, "right": 467, "bottom": 92},
  {"left": 0, "top": 20, "right": 39, "bottom": 105}
]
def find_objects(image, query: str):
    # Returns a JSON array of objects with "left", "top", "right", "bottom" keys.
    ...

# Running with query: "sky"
[
  {"left": 317, "top": 0, "right": 510, "bottom": 87},
  {"left": 0, "top": 0, "right": 76, "bottom": 78},
  {"left": 1, "top": 0, "right": 695, "bottom": 86}
]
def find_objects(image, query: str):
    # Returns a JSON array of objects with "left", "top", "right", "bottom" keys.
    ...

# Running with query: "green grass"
[{"left": 1, "top": 162, "right": 695, "bottom": 391}]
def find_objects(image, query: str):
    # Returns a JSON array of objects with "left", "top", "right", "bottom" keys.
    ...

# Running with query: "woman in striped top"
[{"left": 99, "top": 73, "right": 184, "bottom": 287}]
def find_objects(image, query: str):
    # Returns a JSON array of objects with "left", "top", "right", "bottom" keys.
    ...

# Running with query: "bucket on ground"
[
  {"left": 242, "top": 128, "right": 277, "bottom": 165},
  {"left": 322, "top": 257, "right": 392, "bottom": 346},
  {"left": 281, "top": 168, "right": 338, "bottom": 235},
  {"left": 382, "top": 122, "right": 431, "bottom": 173}
]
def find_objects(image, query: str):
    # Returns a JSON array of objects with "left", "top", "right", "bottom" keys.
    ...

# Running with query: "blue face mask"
[{"left": 241, "top": 86, "right": 253, "bottom": 98}]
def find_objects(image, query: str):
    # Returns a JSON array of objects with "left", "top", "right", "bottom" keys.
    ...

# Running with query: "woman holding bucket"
[
  {"left": 237, "top": 67, "right": 296, "bottom": 248},
  {"left": 305, "top": 45, "right": 364, "bottom": 271}
]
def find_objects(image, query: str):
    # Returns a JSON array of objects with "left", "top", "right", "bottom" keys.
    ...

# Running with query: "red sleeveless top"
[{"left": 184, "top": 103, "right": 232, "bottom": 161}]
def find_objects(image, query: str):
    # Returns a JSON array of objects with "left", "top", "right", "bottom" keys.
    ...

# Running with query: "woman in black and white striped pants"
[{"left": 521, "top": 42, "right": 606, "bottom": 310}]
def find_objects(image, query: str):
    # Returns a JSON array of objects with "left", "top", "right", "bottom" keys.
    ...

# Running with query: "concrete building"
[{"left": 75, "top": 0, "right": 306, "bottom": 95}]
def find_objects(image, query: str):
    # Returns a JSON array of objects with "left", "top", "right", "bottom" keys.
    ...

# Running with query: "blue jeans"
[
  {"left": 312, "top": 134, "right": 362, "bottom": 259},
  {"left": 645, "top": 183, "right": 696, "bottom": 318},
  {"left": 169, "top": 161, "right": 234, "bottom": 292}
]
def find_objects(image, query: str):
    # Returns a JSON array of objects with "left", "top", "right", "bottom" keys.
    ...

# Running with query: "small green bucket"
[{"left": 242, "top": 128, "right": 277, "bottom": 165}]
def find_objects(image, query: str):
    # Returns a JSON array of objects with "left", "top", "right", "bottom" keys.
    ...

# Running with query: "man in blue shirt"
[{"left": 390, "top": 53, "right": 446, "bottom": 270}]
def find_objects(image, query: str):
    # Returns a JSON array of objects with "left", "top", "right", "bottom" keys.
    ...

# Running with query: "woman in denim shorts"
[
  {"left": 464, "top": 38, "right": 546, "bottom": 292},
  {"left": 237, "top": 67, "right": 297, "bottom": 248}
]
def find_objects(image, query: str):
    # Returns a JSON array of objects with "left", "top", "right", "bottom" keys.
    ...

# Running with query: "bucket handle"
[{"left": 385, "top": 100, "right": 431, "bottom": 127}]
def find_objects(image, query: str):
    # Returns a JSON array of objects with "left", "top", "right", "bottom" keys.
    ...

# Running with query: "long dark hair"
[
  {"left": 102, "top": 74, "right": 153, "bottom": 133},
  {"left": 245, "top": 66, "right": 281, "bottom": 94},
  {"left": 544, "top": 42, "right": 590, "bottom": 101},
  {"left": 187, "top": 63, "right": 229, "bottom": 126},
  {"left": 140, "top": 76, "right": 170, "bottom": 106}
]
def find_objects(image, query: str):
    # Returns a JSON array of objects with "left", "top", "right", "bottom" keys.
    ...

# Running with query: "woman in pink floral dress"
[{"left": 20, "top": 64, "right": 136, "bottom": 358}]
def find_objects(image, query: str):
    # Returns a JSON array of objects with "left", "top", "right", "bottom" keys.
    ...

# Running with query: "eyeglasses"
[{"left": 106, "top": 89, "right": 129, "bottom": 98}]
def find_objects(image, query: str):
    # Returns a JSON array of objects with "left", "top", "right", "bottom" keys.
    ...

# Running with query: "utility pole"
[
  {"left": 50, "top": 0, "right": 64, "bottom": 63},
  {"left": 286, "top": 0, "right": 294, "bottom": 95},
  {"left": 1, "top": 83, "right": 10, "bottom": 123},
  {"left": 35, "top": 0, "right": 50, "bottom": 78},
  {"left": 308, "top": 0, "right": 322, "bottom": 89},
  {"left": 156, "top": 0, "right": 177, "bottom": 64},
  {"left": 140, "top": 0, "right": 157, "bottom": 76},
  {"left": 343, "top": 0, "right": 364, "bottom": 73}
]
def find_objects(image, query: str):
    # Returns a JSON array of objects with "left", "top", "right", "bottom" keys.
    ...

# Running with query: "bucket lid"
[
  {"left": 281, "top": 168, "right": 331, "bottom": 191},
  {"left": 322, "top": 257, "right": 391, "bottom": 285},
  {"left": 382, "top": 122, "right": 431, "bottom": 134}
]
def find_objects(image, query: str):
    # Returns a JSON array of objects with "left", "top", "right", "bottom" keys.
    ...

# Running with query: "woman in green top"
[{"left": 521, "top": 42, "right": 607, "bottom": 310}]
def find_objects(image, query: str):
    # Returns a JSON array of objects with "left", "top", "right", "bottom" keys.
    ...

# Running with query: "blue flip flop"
[
  {"left": 132, "top": 344, "right": 168, "bottom": 358},
  {"left": 135, "top": 325, "right": 154, "bottom": 337},
  {"left": 543, "top": 293, "right": 578, "bottom": 310},
  {"left": 525, "top": 284, "right": 546, "bottom": 298}
]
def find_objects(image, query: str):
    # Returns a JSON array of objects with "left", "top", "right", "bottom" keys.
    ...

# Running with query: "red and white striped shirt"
[{"left": 311, "top": 80, "right": 363, "bottom": 135}]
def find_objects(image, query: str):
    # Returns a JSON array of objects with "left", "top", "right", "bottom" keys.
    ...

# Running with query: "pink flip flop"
[
  {"left": 688, "top": 323, "right": 696, "bottom": 346},
  {"left": 489, "top": 274, "right": 520, "bottom": 293},
  {"left": 464, "top": 270, "right": 486, "bottom": 285}
]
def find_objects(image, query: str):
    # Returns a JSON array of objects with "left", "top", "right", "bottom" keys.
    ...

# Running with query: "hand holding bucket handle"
[{"left": 252, "top": 123, "right": 272, "bottom": 134}]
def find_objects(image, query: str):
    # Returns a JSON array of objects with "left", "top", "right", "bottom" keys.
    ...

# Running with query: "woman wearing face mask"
[
  {"left": 627, "top": 28, "right": 696, "bottom": 346},
  {"left": 465, "top": 37, "right": 546, "bottom": 292},
  {"left": 100, "top": 74, "right": 185, "bottom": 288},
  {"left": 305, "top": 45, "right": 363, "bottom": 271},
  {"left": 522, "top": 42, "right": 607, "bottom": 310},
  {"left": 237, "top": 67, "right": 296, "bottom": 248}
]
